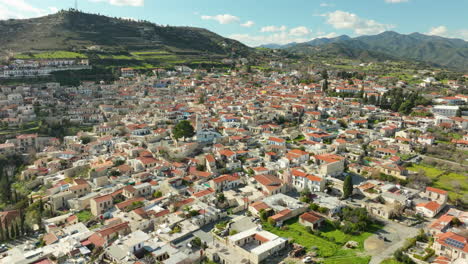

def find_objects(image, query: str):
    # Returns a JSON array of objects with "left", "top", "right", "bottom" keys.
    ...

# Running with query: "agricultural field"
[
  {"left": 15, "top": 51, "right": 87, "bottom": 59},
  {"left": 263, "top": 219, "right": 379, "bottom": 264}
]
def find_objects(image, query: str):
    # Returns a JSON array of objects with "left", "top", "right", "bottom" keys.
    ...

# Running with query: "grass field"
[
  {"left": 264, "top": 218, "right": 379, "bottom": 264},
  {"left": 407, "top": 163, "right": 467, "bottom": 201},
  {"left": 380, "top": 258, "right": 403, "bottom": 264},
  {"left": 76, "top": 210, "right": 93, "bottom": 222},
  {"left": 16, "top": 51, "right": 87, "bottom": 59},
  {"left": 407, "top": 164, "right": 444, "bottom": 179}
]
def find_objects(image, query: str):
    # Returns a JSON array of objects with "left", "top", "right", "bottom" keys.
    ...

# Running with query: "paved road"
[{"left": 368, "top": 220, "right": 420, "bottom": 264}]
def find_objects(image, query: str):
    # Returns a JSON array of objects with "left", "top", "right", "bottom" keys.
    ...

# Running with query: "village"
[{"left": 0, "top": 63, "right": 467, "bottom": 264}]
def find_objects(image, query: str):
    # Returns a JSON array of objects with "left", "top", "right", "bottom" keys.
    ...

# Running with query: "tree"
[
  {"left": 79, "top": 136, "right": 92, "bottom": 144},
  {"left": 451, "top": 217, "right": 462, "bottom": 227},
  {"left": 216, "top": 193, "right": 226, "bottom": 203},
  {"left": 259, "top": 209, "right": 268, "bottom": 222},
  {"left": 172, "top": 120, "right": 195, "bottom": 140},
  {"left": 153, "top": 191, "right": 163, "bottom": 198},
  {"left": 343, "top": 175, "right": 353, "bottom": 199}
]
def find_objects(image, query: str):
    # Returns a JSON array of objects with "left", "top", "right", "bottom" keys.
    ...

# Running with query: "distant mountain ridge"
[{"left": 262, "top": 32, "right": 468, "bottom": 69}]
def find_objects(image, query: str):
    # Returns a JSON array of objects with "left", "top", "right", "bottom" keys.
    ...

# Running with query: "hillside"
[
  {"left": 0, "top": 10, "right": 252, "bottom": 68},
  {"left": 280, "top": 32, "right": 468, "bottom": 69}
]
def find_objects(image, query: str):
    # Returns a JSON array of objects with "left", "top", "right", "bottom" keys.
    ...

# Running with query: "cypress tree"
[
  {"left": 11, "top": 223, "right": 17, "bottom": 239},
  {"left": 19, "top": 209, "right": 25, "bottom": 235},
  {"left": 343, "top": 174, "right": 353, "bottom": 199},
  {"left": 5, "top": 222, "right": 10, "bottom": 241},
  {"left": 17, "top": 222, "right": 22, "bottom": 237}
]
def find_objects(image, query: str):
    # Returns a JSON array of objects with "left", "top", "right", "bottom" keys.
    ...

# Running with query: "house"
[
  {"left": 0, "top": 143, "right": 16, "bottom": 155},
  {"left": 222, "top": 227, "right": 287, "bottom": 264},
  {"left": 267, "top": 137, "right": 286, "bottom": 147},
  {"left": 365, "top": 202, "right": 395, "bottom": 219},
  {"left": 428, "top": 214, "right": 455, "bottom": 236},
  {"left": 291, "top": 169, "right": 325, "bottom": 192},
  {"left": 105, "top": 230, "right": 151, "bottom": 263},
  {"left": 416, "top": 201, "right": 445, "bottom": 218},
  {"left": 432, "top": 105, "right": 459, "bottom": 117},
  {"left": 121, "top": 68, "right": 135, "bottom": 78},
  {"left": 285, "top": 149, "right": 310, "bottom": 164},
  {"left": 254, "top": 174, "right": 287, "bottom": 195},
  {"left": 87, "top": 221, "right": 131, "bottom": 248},
  {"left": 433, "top": 232, "right": 468, "bottom": 263},
  {"left": 379, "top": 163, "right": 407, "bottom": 180},
  {"left": 0, "top": 210, "right": 20, "bottom": 237},
  {"left": 122, "top": 183, "right": 152, "bottom": 199},
  {"left": 299, "top": 211, "right": 325, "bottom": 230},
  {"left": 262, "top": 194, "right": 308, "bottom": 226},
  {"left": 90, "top": 194, "right": 113, "bottom": 216},
  {"left": 313, "top": 154, "right": 345, "bottom": 177},
  {"left": 210, "top": 174, "right": 241, "bottom": 191},
  {"left": 424, "top": 187, "right": 448, "bottom": 205}
]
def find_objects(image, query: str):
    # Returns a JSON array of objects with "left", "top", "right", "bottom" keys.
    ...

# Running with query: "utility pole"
[{"left": 75, "top": 0, "right": 78, "bottom": 10}]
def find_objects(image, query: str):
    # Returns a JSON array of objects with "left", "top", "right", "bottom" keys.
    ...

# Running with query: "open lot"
[
  {"left": 407, "top": 163, "right": 468, "bottom": 201},
  {"left": 263, "top": 218, "right": 379, "bottom": 264}
]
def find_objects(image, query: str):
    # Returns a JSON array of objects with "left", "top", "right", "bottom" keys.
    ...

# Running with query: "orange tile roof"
[{"left": 426, "top": 187, "right": 448, "bottom": 195}]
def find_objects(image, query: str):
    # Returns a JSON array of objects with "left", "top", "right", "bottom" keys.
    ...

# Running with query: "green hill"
[
  {"left": 282, "top": 31, "right": 468, "bottom": 69},
  {"left": 0, "top": 10, "right": 252, "bottom": 68}
]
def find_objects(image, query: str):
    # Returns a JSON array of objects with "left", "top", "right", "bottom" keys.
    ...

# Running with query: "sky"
[{"left": 0, "top": 0, "right": 466, "bottom": 46}]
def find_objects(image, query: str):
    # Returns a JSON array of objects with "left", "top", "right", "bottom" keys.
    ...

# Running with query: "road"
[
  {"left": 419, "top": 155, "right": 468, "bottom": 168},
  {"left": 367, "top": 219, "right": 420, "bottom": 264}
]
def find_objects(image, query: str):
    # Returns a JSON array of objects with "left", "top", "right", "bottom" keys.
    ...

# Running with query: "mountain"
[
  {"left": 286, "top": 41, "right": 396, "bottom": 62},
  {"left": 303, "top": 35, "right": 352, "bottom": 47},
  {"left": 258, "top": 35, "right": 351, "bottom": 49},
  {"left": 280, "top": 31, "right": 468, "bottom": 69},
  {"left": 0, "top": 10, "right": 252, "bottom": 65},
  {"left": 259, "top": 42, "right": 298, "bottom": 49}
]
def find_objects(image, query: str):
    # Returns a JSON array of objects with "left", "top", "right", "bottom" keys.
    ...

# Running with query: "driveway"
[{"left": 366, "top": 220, "right": 420, "bottom": 264}]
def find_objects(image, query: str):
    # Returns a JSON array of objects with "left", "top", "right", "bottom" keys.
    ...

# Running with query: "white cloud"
[
  {"left": 260, "top": 25, "right": 287, "bottom": 33},
  {"left": 289, "top": 26, "right": 311, "bottom": 36},
  {"left": 320, "top": 3, "right": 335, "bottom": 7},
  {"left": 426, "top": 25, "right": 468, "bottom": 40},
  {"left": 324, "top": 10, "right": 395, "bottom": 35},
  {"left": 428, "top": 26, "right": 448, "bottom": 36},
  {"left": 201, "top": 14, "right": 240, "bottom": 24},
  {"left": 385, "top": 0, "right": 409, "bottom": 3},
  {"left": 0, "top": 0, "right": 58, "bottom": 20},
  {"left": 89, "top": 0, "right": 144, "bottom": 7},
  {"left": 241, "top": 20, "right": 255, "bottom": 28}
]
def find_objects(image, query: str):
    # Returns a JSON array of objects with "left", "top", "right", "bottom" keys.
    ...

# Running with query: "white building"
[{"left": 432, "top": 105, "right": 459, "bottom": 117}]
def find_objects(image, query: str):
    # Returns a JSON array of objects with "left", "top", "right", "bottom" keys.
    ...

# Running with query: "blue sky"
[{"left": 0, "top": 0, "right": 466, "bottom": 46}]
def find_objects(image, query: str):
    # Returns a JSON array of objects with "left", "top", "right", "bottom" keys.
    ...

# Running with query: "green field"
[
  {"left": 76, "top": 210, "right": 93, "bottom": 222},
  {"left": 264, "top": 219, "right": 379, "bottom": 264},
  {"left": 407, "top": 163, "right": 467, "bottom": 201},
  {"left": 16, "top": 51, "right": 87, "bottom": 59},
  {"left": 380, "top": 258, "right": 403, "bottom": 264},
  {"left": 407, "top": 164, "right": 444, "bottom": 179}
]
